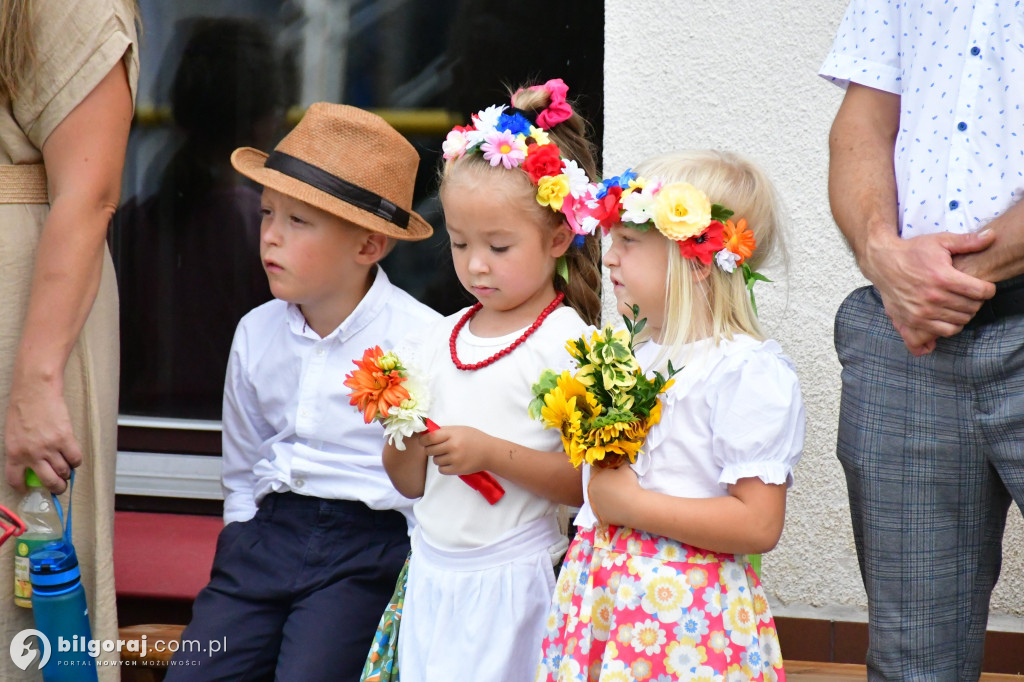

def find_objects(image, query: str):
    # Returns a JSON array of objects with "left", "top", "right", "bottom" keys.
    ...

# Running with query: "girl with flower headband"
[
  {"left": 536, "top": 150, "right": 805, "bottom": 681},
  {"left": 376, "top": 79, "right": 601, "bottom": 682}
]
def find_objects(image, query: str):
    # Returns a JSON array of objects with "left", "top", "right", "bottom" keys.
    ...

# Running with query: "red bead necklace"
[{"left": 450, "top": 292, "right": 565, "bottom": 371}]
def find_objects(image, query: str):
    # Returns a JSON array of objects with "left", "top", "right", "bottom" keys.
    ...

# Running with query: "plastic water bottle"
[
  {"left": 29, "top": 540, "right": 97, "bottom": 680},
  {"left": 13, "top": 469, "right": 62, "bottom": 608}
]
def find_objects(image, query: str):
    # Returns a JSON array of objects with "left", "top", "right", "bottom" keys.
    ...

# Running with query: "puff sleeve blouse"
[{"left": 575, "top": 334, "right": 806, "bottom": 531}]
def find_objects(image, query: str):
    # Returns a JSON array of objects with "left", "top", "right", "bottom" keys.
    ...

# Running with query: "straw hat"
[{"left": 231, "top": 103, "right": 432, "bottom": 240}]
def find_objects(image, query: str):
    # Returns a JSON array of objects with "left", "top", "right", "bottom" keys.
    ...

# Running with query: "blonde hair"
[
  {"left": 632, "top": 149, "right": 785, "bottom": 370},
  {"left": 0, "top": 0, "right": 33, "bottom": 99},
  {"left": 1, "top": 0, "right": 140, "bottom": 100},
  {"left": 439, "top": 83, "right": 602, "bottom": 326}
]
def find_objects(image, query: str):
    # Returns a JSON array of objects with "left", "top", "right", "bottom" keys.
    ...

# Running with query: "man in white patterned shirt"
[{"left": 822, "top": 2, "right": 1024, "bottom": 679}]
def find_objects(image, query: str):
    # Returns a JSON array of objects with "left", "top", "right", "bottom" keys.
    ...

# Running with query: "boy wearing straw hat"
[{"left": 165, "top": 103, "right": 440, "bottom": 681}]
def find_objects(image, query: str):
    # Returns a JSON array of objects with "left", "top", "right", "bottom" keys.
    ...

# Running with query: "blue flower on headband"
[
  {"left": 595, "top": 169, "right": 637, "bottom": 199},
  {"left": 497, "top": 112, "right": 532, "bottom": 137}
]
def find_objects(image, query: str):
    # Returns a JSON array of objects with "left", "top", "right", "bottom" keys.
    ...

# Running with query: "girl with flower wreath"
[
  {"left": 536, "top": 150, "right": 805, "bottom": 682},
  {"left": 372, "top": 79, "right": 602, "bottom": 682}
]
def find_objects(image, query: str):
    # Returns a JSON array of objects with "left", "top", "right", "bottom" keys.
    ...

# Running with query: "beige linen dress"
[{"left": 0, "top": 0, "right": 138, "bottom": 678}]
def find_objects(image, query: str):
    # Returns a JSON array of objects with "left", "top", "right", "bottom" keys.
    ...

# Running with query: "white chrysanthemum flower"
[
  {"left": 716, "top": 249, "right": 741, "bottom": 273},
  {"left": 561, "top": 159, "right": 591, "bottom": 198},
  {"left": 381, "top": 371, "right": 430, "bottom": 450},
  {"left": 473, "top": 104, "right": 506, "bottom": 134},
  {"left": 620, "top": 187, "right": 657, "bottom": 225}
]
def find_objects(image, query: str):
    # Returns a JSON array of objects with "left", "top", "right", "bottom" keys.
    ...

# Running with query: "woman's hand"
[
  {"left": 5, "top": 377, "right": 79, "bottom": 494},
  {"left": 422, "top": 425, "right": 494, "bottom": 476},
  {"left": 588, "top": 464, "right": 642, "bottom": 527},
  {"left": 3, "top": 59, "right": 133, "bottom": 495}
]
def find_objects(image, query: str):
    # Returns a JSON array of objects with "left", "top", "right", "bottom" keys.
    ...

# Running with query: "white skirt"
[{"left": 398, "top": 516, "right": 562, "bottom": 682}]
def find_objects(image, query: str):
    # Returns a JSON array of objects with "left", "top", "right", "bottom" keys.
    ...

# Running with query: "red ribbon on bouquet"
[{"left": 424, "top": 418, "right": 505, "bottom": 505}]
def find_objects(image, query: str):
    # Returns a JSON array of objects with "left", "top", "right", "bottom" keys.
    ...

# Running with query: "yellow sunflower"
[
  {"left": 540, "top": 387, "right": 583, "bottom": 435},
  {"left": 585, "top": 421, "right": 645, "bottom": 468}
]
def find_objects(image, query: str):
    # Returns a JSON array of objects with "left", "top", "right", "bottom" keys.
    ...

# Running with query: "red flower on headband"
[
  {"left": 591, "top": 186, "right": 623, "bottom": 232},
  {"left": 678, "top": 220, "right": 725, "bottom": 265},
  {"left": 522, "top": 143, "right": 564, "bottom": 183}
]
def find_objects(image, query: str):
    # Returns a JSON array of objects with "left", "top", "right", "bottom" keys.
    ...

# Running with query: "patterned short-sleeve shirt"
[{"left": 820, "top": 1, "right": 1024, "bottom": 239}]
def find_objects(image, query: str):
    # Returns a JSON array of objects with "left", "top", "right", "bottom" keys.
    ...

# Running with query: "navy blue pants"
[{"left": 164, "top": 493, "right": 409, "bottom": 681}]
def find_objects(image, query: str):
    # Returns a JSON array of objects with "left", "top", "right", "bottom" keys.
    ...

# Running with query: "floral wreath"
[
  {"left": 442, "top": 78, "right": 594, "bottom": 235},
  {"left": 605, "top": 171, "right": 771, "bottom": 311}
]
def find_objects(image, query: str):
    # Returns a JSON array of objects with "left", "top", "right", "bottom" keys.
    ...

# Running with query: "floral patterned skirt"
[
  {"left": 360, "top": 553, "right": 409, "bottom": 682},
  {"left": 535, "top": 526, "right": 786, "bottom": 682}
]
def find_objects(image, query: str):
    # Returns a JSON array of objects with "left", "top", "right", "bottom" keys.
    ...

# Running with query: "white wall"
[{"left": 603, "top": 0, "right": 1024, "bottom": 630}]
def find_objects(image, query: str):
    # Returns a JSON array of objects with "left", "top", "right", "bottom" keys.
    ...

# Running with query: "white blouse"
[
  {"left": 397, "top": 306, "right": 589, "bottom": 553},
  {"left": 575, "top": 334, "right": 806, "bottom": 531}
]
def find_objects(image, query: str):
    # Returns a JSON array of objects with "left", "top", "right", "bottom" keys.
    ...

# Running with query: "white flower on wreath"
[
  {"left": 561, "top": 159, "right": 591, "bottom": 198},
  {"left": 473, "top": 104, "right": 505, "bottom": 133},
  {"left": 442, "top": 128, "right": 470, "bottom": 161},
  {"left": 620, "top": 185, "right": 657, "bottom": 225},
  {"left": 716, "top": 248, "right": 741, "bottom": 273}
]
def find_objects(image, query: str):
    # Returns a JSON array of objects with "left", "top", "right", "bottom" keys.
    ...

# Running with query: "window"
[{"left": 112, "top": 0, "right": 604, "bottom": 507}]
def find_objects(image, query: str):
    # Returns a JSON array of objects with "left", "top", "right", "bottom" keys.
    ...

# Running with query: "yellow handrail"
[{"left": 133, "top": 105, "right": 460, "bottom": 137}]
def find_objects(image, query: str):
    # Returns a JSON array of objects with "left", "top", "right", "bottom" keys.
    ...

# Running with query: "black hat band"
[{"left": 264, "top": 151, "right": 410, "bottom": 229}]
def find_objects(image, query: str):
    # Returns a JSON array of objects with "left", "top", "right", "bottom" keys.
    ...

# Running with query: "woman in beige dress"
[{"left": 0, "top": 0, "right": 138, "bottom": 677}]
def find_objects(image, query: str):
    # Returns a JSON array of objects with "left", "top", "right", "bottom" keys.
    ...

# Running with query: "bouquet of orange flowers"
[
  {"left": 529, "top": 308, "right": 677, "bottom": 469},
  {"left": 344, "top": 346, "right": 505, "bottom": 504}
]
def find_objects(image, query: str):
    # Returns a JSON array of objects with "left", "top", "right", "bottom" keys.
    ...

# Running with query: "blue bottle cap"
[{"left": 29, "top": 540, "right": 82, "bottom": 594}]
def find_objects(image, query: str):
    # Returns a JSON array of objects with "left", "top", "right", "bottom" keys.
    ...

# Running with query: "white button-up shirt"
[
  {"left": 220, "top": 267, "right": 441, "bottom": 525},
  {"left": 820, "top": 1, "right": 1024, "bottom": 238}
]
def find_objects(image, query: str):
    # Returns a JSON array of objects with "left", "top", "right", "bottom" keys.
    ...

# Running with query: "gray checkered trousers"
[{"left": 835, "top": 283, "right": 1024, "bottom": 682}]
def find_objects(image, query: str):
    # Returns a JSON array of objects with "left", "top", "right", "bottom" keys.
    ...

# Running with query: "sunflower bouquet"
[
  {"left": 344, "top": 346, "right": 505, "bottom": 504},
  {"left": 528, "top": 307, "right": 677, "bottom": 469}
]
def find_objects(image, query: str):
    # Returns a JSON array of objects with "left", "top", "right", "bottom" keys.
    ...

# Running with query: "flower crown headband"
[
  {"left": 604, "top": 171, "right": 771, "bottom": 311},
  {"left": 442, "top": 78, "right": 594, "bottom": 232}
]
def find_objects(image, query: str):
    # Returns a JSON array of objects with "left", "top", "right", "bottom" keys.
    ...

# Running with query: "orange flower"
[
  {"left": 343, "top": 346, "right": 410, "bottom": 423},
  {"left": 722, "top": 218, "right": 756, "bottom": 264}
]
